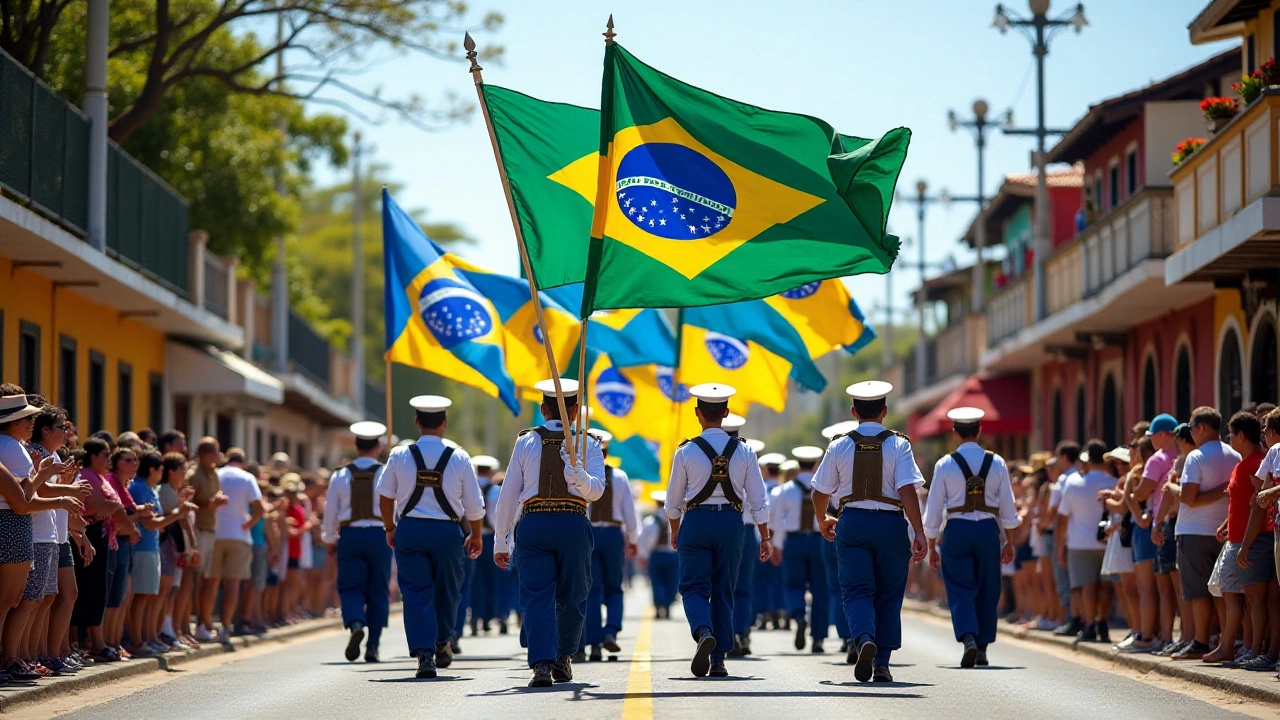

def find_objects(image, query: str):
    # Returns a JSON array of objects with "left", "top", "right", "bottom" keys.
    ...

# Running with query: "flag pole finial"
[
  {"left": 464, "top": 32, "right": 483, "bottom": 81},
  {"left": 604, "top": 15, "right": 616, "bottom": 45}
]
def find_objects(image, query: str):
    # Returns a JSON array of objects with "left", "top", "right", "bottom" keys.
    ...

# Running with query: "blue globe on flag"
[
  {"left": 418, "top": 278, "right": 493, "bottom": 349},
  {"left": 615, "top": 142, "right": 736, "bottom": 241},
  {"left": 782, "top": 281, "right": 822, "bottom": 299},
  {"left": 705, "top": 332, "right": 749, "bottom": 370},
  {"left": 533, "top": 324, "right": 544, "bottom": 345},
  {"left": 595, "top": 367, "right": 636, "bottom": 418},
  {"left": 656, "top": 366, "right": 691, "bottom": 402}
]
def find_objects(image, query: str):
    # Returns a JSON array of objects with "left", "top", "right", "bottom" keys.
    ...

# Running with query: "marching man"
[
  {"left": 771, "top": 446, "right": 830, "bottom": 653},
  {"left": 377, "top": 396, "right": 485, "bottom": 679},
  {"left": 811, "top": 381, "right": 927, "bottom": 683},
  {"left": 581, "top": 429, "right": 639, "bottom": 661},
  {"left": 922, "top": 407, "right": 1019, "bottom": 668},
  {"left": 492, "top": 379, "right": 605, "bottom": 688},
  {"left": 638, "top": 491, "right": 679, "bottom": 619},
  {"left": 665, "top": 384, "right": 772, "bottom": 678}
]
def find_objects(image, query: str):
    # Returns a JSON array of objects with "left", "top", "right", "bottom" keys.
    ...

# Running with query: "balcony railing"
[
  {"left": 203, "top": 253, "right": 230, "bottom": 319},
  {"left": 1171, "top": 91, "right": 1280, "bottom": 250},
  {"left": 986, "top": 276, "right": 1031, "bottom": 347},
  {"left": 287, "top": 309, "right": 332, "bottom": 388},
  {"left": 901, "top": 338, "right": 938, "bottom": 398}
]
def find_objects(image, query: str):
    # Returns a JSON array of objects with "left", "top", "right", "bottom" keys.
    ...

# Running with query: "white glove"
[{"left": 560, "top": 445, "right": 591, "bottom": 488}]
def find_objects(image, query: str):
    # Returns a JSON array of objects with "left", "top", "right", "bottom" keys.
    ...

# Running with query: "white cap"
[
  {"left": 722, "top": 413, "right": 746, "bottom": 431},
  {"left": 650, "top": 490, "right": 667, "bottom": 503},
  {"left": 947, "top": 407, "right": 985, "bottom": 424},
  {"left": 821, "top": 420, "right": 860, "bottom": 439},
  {"left": 472, "top": 455, "right": 501, "bottom": 470},
  {"left": 846, "top": 380, "right": 893, "bottom": 401},
  {"left": 744, "top": 438, "right": 766, "bottom": 453},
  {"left": 758, "top": 452, "right": 787, "bottom": 466},
  {"left": 780, "top": 459, "right": 800, "bottom": 472},
  {"left": 534, "top": 378, "right": 579, "bottom": 397},
  {"left": 349, "top": 421, "right": 388, "bottom": 440},
  {"left": 270, "top": 452, "right": 291, "bottom": 466},
  {"left": 410, "top": 395, "right": 452, "bottom": 412},
  {"left": 689, "top": 383, "right": 736, "bottom": 402},
  {"left": 792, "top": 446, "right": 825, "bottom": 461},
  {"left": 442, "top": 438, "right": 460, "bottom": 449},
  {"left": 397, "top": 439, "right": 414, "bottom": 447},
  {"left": 590, "top": 429, "right": 614, "bottom": 446}
]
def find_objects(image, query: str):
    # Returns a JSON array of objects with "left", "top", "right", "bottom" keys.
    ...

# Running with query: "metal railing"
[
  {"left": 203, "top": 254, "right": 230, "bottom": 319},
  {"left": 986, "top": 277, "right": 1031, "bottom": 347},
  {"left": 106, "top": 144, "right": 189, "bottom": 294},
  {"left": 287, "top": 309, "right": 332, "bottom": 388},
  {"left": 901, "top": 338, "right": 938, "bottom": 397}
]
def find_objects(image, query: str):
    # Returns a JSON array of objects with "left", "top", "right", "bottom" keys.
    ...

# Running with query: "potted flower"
[
  {"left": 1200, "top": 96, "right": 1238, "bottom": 133},
  {"left": 1261, "top": 58, "right": 1280, "bottom": 87},
  {"left": 1172, "top": 137, "right": 1205, "bottom": 166},
  {"left": 1234, "top": 73, "right": 1264, "bottom": 105}
]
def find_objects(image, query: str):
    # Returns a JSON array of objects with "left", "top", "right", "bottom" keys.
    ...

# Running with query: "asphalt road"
[{"left": 49, "top": 587, "right": 1258, "bottom": 720}]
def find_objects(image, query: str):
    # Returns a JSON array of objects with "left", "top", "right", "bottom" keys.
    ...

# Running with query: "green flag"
[
  {"left": 575, "top": 43, "right": 910, "bottom": 315},
  {"left": 481, "top": 84, "right": 598, "bottom": 290}
]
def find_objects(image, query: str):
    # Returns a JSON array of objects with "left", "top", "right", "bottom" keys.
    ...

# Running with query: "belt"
[
  {"left": 591, "top": 520, "right": 622, "bottom": 526},
  {"left": 522, "top": 501, "right": 587, "bottom": 516},
  {"left": 686, "top": 503, "right": 742, "bottom": 513},
  {"left": 841, "top": 505, "right": 903, "bottom": 515}
]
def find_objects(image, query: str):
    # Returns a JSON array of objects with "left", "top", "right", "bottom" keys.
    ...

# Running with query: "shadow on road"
[
  {"left": 369, "top": 675, "right": 475, "bottom": 683},
  {"left": 576, "top": 690, "right": 925, "bottom": 700},
  {"left": 469, "top": 681, "right": 599, "bottom": 696}
]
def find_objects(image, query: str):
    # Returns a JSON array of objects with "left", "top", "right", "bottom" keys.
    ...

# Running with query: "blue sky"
[{"left": 309, "top": 0, "right": 1237, "bottom": 325}]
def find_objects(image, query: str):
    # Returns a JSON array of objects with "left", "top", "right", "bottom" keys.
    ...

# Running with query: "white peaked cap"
[
  {"left": 534, "top": 378, "right": 579, "bottom": 396},
  {"left": 780, "top": 459, "right": 800, "bottom": 472},
  {"left": 821, "top": 420, "right": 860, "bottom": 439},
  {"left": 442, "top": 438, "right": 460, "bottom": 449},
  {"left": 689, "top": 383, "right": 736, "bottom": 402},
  {"left": 722, "top": 413, "right": 746, "bottom": 430},
  {"left": 472, "top": 455, "right": 501, "bottom": 470},
  {"left": 846, "top": 380, "right": 893, "bottom": 400},
  {"left": 758, "top": 452, "right": 787, "bottom": 466},
  {"left": 589, "top": 429, "right": 614, "bottom": 445},
  {"left": 744, "top": 438, "right": 766, "bottom": 453},
  {"left": 947, "top": 407, "right": 985, "bottom": 423},
  {"left": 650, "top": 490, "right": 667, "bottom": 503},
  {"left": 349, "top": 421, "right": 388, "bottom": 440},
  {"left": 410, "top": 395, "right": 452, "bottom": 412},
  {"left": 792, "top": 446, "right": 825, "bottom": 461}
]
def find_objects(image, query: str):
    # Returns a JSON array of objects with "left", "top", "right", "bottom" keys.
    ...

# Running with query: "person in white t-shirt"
[
  {"left": 198, "top": 448, "right": 265, "bottom": 643},
  {"left": 1252, "top": 409, "right": 1280, "bottom": 574},
  {"left": 1047, "top": 442, "right": 1084, "bottom": 637},
  {"left": 1055, "top": 440, "right": 1118, "bottom": 644}
]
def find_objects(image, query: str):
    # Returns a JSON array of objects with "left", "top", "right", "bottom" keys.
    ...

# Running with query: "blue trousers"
[
  {"left": 941, "top": 518, "right": 1002, "bottom": 646},
  {"left": 753, "top": 551, "right": 780, "bottom": 618},
  {"left": 649, "top": 551, "right": 679, "bottom": 609},
  {"left": 453, "top": 554, "right": 476, "bottom": 640},
  {"left": 783, "top": 532, "right": 829, "bottom": 640},
  {"left": 821, "top": 535, "right": 850, "bottom": 640},
  {"left": 836, "top": 509, "right": 911, "bottom": 664},
  {"left": 336, "top": 526, "right": 393, "bottom": 646},
  {"left": 394, "top": 518, "right": 465, "bottom": 657},
  {"left": 471, "top": 533, "right": 497, "bottom": 621},
  {"left": 582, "top": 525, "right": 625, "bottom": 648},
  {"left": 515, "top": 512, "right": 593, "bottom": 666},
  {"left": 678, "top": 506, "right": 743, "bottom": 661},
  {"left": 733, "top": 523, "right": 759, "bottom": 635}
]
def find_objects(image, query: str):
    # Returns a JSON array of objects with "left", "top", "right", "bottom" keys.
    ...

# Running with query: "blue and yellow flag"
[
  {"left": 544, "top": 284, "right": 676, "bottom": 368},
  {"left": 677, "top": 324, "right": 793, "bottom": 413}
]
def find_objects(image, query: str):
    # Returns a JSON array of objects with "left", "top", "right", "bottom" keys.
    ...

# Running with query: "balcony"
[
  {"left": 986, "top": 276, "right": 1031, "bottom": 348},
  {"left": 897, "top": 313, "right": 986, "bottom": 415},
  {"left": 287, "top": 309, "right": 332, "bottom": 388},
  {"left": 1166, "top": 89, "right": 1280, "bottom": 284}
]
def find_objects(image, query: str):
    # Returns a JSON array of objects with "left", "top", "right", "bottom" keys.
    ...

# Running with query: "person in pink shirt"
[
  {"left": 1120, "top": 414, "right": 1178, "bottom": 653},
  {"left": 70, "top": 438, "right": 126, "bottom": 661}
]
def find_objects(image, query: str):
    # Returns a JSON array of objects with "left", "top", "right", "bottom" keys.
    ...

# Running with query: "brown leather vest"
[
  {"left": 947, "top": 450, "right": 1000, "bottom": 515},
  {"left": 528, "top": 427, "right": 585, "bottom": 505},
  {"left": 793, "top": 478, "right": 816, "bottom": 532},
  {"left": 838, "top": 430, "right": 903, "bottom": 508},
  {"left": 589, "top": 467, "right": 617, "bottom": 523},
  {"left": 343, "top": 463, "right": 382, "bottom": 527}
]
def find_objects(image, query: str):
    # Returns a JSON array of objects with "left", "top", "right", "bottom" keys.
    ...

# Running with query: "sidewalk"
[
  {"left": 0, "top": 616, "right": 346, "bottom": 712},
  {"left": 904, "top": 599, "right": 1280, "bottom": 705}
]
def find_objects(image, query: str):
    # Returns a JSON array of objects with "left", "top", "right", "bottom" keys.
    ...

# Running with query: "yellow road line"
[{"left": 621, "top": 610, "right": 655, "bottom": 720}]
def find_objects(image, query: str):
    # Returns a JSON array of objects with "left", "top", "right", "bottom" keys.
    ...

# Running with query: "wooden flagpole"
[
  {"left": 465, "top": 32, "right": 577, "bottom": 462},
  {"left": 576, "top": 318, "right": 589, "bottom": 465},
  {"left": 384, "top": 358, "right": 394, "bottom": 449}
]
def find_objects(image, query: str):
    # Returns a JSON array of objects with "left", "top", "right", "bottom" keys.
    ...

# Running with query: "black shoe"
[
  {"left": 1076, "top": 624, "right": 1098, "bottom": 643},
  {"left": 415, "top": 655, "right": 437, "bottom": 679},
  {"left": 852, "top": 639, "right": 877, "bottom": 682},
  {"left": 434, "top": 643, "right": 454, "bottom": 669},
  {"left": 794, "top": 619, "right": 808, "bottom": 650},
  {"left": 450, "top": 640, "right": 461, "bottom": 655},
  {"left": 602, "top": 634, "right": 621, "bottom": 653},
  {"left": 709, "top": 658, "right": 728, "bottom": 677},
  {"left": 1096, "top": 620, "right": 1111, "bottom": 645},
  {"left": 483, "top": 620, "right": 491, "bottom": 634},
  {"left": 691, "top": 630, "right": 716, "bottom": 677},
  {"left": 588, "top": 649, "right": 603, "bottom": 662},
  {"left": 529, "top": 661, "right": 554, "bottom": 688},
  {"left": 872, "top": 664, "right": 893, "bottom": 682},
  {"left": 740, "top": 633, "right": 752, "bottom": 657},
  {"left": 811, "top": 640, "right": 825, "bottom": 654},
  {"left": 975, "top": 650, "right": 989, "bottom": 667},
  {"left": 345, "top": 623, "right": 364, "bottom": 662},
  {"left": 771, "top": 613, "right": 783, "bottom": 631},
  {"left": 552, "top": 654, "right": 573, "bottom": 683},
  {"left": 498, "top": 621, "right": 509, "bottom": 635},
  {"left": 572, "top": 650, "right": 587, "bottom": 663},
  {"left": 839, "top": 639, "right": 850, "bottom": 653},
  {"left": 961, "top": 635, "right": 978, "bottom": 669},
  {"left": 469, "top": 619, "right": 479, "bottom": 637},
  {"left": 364, "top": 645, "right": 379, "bottom": 663},
  {"left": 727, "top": 634, "right": 746, "bottom": 658},
  {"left": 1054, "top": 617, "right": 1084, "bottom": 637},
  {"left": 756, "top": 615, "right": 769, "bottom": 631}
]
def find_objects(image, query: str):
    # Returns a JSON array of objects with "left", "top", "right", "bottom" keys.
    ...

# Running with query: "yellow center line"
[{"left": 621, "top": 610, "right": 655, "bottom": 720}]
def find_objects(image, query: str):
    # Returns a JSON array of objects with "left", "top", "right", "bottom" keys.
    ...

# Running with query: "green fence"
[{"left": 106, "top": 145, "right": 189, "bottom": 294}]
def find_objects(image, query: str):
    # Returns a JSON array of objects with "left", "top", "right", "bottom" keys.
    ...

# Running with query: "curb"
[
  {"left": 903, "top": 601, "right": 1280, "bottom": 706},
  {"left": 0, "top": 617, "right": 344, "bottom": 713}
]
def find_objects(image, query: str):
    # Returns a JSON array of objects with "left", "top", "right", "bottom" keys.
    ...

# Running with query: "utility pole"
[
  {"left": 271, "top": 13, "right": 290, "bottom": 373},
  {"left": 351, "top": 131, "right": 365, "bottom": 411},
  {"left": 84, "top": 0, "right": 108, "bottom": 252},
  {"left": 947, "top": 99, "right": 1006, "bottom": 312},
  {"left": 897, "top": 181, "right": 948, "bottom": 392}
]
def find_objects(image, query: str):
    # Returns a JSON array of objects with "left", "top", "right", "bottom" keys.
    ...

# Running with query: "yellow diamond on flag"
[{"left": 549, "top": 118, "right": 825, "bottom": 280}]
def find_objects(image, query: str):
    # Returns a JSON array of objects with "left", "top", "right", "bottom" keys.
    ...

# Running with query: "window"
[
  {"left": 117, "top": 361, "right": 133, "bottom": 432},
  {"left": 173, "top": 398, "right": 190, "bottom": 438},
  {"left": 88, "top": 351, "right": 105, "bottom": 434},
  {"left": 148, "top": 373, "right": 164, "bottom": 430},
  {"left": 255, "top": 427, "right": 264, "bottom": 463},
  {"left": 215, "top": 414, "right": 233, "bottom": 453},
  {"left": 1051, "top": 388, "right": 1063, "bottom": 444},
  {"left": 1075, "top": 384, "right": 1087, "bottom": 442},
  {"left": 18, "top": 321, "right": 40, "bottom": 394},
  {"left": 1142, "top": 355, "right": 1158, "bottom": 421},
  {"left": 1219, "top": 327, "right": 1244, "bottom": 424},
  {"left": 59, "top": 336, "right": 77, "bottom": 425},
  {"left": 1248, "top": 33, "right": 1256, "bottom": 72},
  {"left": 1251, "top": 316, "right": 1278, "bottom": 405},
  {"left": 297, "top": 443, "right": 308, "bottom": 470},
  {"left": 1175, "top": 345, "right": 1193, "bottom": 421},
  {"left": 1126, "top": 150, "right": 1138, "bottom": 196},
  {"left": 1102, "top": 374, "right": 1120, "bottom": 447},
  {"left": 1108, "top": 163, "right": 1120, "bottom": 209},
  {"left": 282, "top": 436, "right": 291, "bottom": 458},
  {"left": 269, "top": 433, "right": 278, "bottom": 456},
  {"left": 1093, "top": 175, "right": 1103, "bottom": 213}
]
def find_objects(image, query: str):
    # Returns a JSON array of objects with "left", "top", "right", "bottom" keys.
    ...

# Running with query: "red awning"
[{"left": 914, "top": 373, "right": 1032, "bottom": 438}]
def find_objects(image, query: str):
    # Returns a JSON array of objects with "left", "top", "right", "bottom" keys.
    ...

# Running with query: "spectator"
[
  {"left": 136, "top": 428, "right": 157, "bottom": 448},
  {"left": 1049, "top": 441, "right": 1083, "bottom": 637},
  {"left": 157, "top": 452, "right": 197, "bottom": 649},
  {"left": 70, "top": 437, "right": 124, "bottom": 662},
  {"left": 1168, "top": 407, "right": 1239, "bottom": 660},
  {"left": 264, "top": 486, "right": 289, "bottom": 626},
  {"left": 189, "top": 437, "right": 227, "bottom": 642},
  {"left": 1221, "top": 411, "right": 1275, "bottom": 670},
  {"left": 199, "top": 448, "right": 265, "bottom": 642},
  {"left": 1123, "top": 414, "right": 1179, "bottom": 653},
  {"left": 282, "top": 474, "right": 311, "bottom": 621},
  {"left": 1152, "top": 423, "right": 1197, "bottom": 656},
  {"left": 237, "top": 463, "right": 273, "bottom": 636},
  {"left": 157, "top": 430, "right": 188, "bottom": 458},
  {"left": 127, "top": 450, "right": 189, "bottom": 657},
  {"left": 1055, "top": 439, "right": 1116, "bottom": 643},
  {"left": 102, "top": 448, "right": 143, "bottom": 659}
]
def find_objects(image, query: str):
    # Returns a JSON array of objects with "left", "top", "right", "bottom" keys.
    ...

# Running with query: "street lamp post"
[
  {"left": 993, "top": 0, "right": 1087, "bottom": 321},
  {"left": 898, "top": 180, "right": 949, "bottom": 394},
  {"left": 947, "top": 99, "right": 1008, "bottom": 313}
]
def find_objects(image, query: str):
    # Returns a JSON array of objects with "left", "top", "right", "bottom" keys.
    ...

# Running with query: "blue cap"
[{"left": 1147, "top": 413, "right": 1178, "bottom": 435}]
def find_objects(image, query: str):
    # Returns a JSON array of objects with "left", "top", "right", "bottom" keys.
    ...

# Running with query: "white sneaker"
[{"left": 194, "top": 625, "right": 215, "bottom": 643}]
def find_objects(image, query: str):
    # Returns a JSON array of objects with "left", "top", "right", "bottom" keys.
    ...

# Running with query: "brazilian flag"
[{"left": 576, "top": 43, "right": 910, "bottom": 315}]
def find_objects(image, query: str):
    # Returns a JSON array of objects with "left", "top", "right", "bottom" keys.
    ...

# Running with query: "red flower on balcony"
[
  {"left": 1200, "top": 96, "right": 1239, "bottom": 120},
  {"left": 1172, "top": 137, "right": 1206, "bottom": 165},
  {"left": 1261, "top": 58, "right": 1280, "bottom": 86},
  {"left": 993, "top": 271, "right": 1008, "bottom": 288}
]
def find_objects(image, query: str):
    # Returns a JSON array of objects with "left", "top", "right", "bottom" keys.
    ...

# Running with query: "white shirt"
[
  {"left": 321, "top": 456, "right": 386, "bottom": 544},
  {"left": 493, "top": 421, "right": 606, "bottom": 555},
  {"left": 378, "top": 435, "right": 485, "bottom": 525},
  {"left": 0, "top": 434, "right": 33, "bottom": 511},
  {"left": 592, "top": 467, "right": 640, "bottom": 544},
  {"left": 1177, "top": 440, "right": 1240, "bottom": 537},
  {"left": 923, "top": 443, "right": 1020, "bottom": 540},
  {"left": 637, "top": 513, "right": 671, "bottom": 558},
  {"left": 1255, "top": 442, "right": 1280, "bottom": 486},
  {"left": 770, "top": 472, "right": 821, "bottom": 550},
  {"left": 812, "top": 422, "right": 924, "bottom": 511},
  {"left": 665, "top": 429, "right": 769, "bottom": 525},
  {"left": 482, "top": 482, "right": 503, "bottom": 532},
  {"left": 22, "top": 442, "right": 60, "bottom": 543},
  {"left": 1058, "top": 468, "right": 1115, "bottom": 550},
  {"left": 214, "top": 465, "right": 263, "bottom": 544}
]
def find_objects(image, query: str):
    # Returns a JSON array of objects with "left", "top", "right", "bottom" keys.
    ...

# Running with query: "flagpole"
[
  {"left": 576, "top": 318, "right": 589, "bottom": 465},
  {"left": 384, "top": 358, "right": 394, "bottom": 449},
  {"left": 667, "top": 307, "right": 686, "bottom": 476},
  {"left": 464, "top": 32, "right": 577, "bottom": 463}
]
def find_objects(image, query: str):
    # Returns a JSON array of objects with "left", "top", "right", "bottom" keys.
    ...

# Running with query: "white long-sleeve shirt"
[
  {"left": 376, "top": 435, "right": 485, "bottom": 524},
  {"left": 770, "top": 472, "right": 823, "bottom": 550},
  {"left": 482, "top": 482, "right": 503, "bottom": 532},
  {"left": 637, "top": 513, "right": 671, "bottom": 559},
  {"left": 321, "top": 456, "right": 386, "bottom": 544},
  {"left": 593, "top": 467, "right": 640, "bottom": 544},
  {"left": 812, "top": 422, "right": 924, "bottom": 512},
  {"left": 922, "top": 442, "right": 1020, "bottom": 540},
  {"left": 493, "top": 421, "right": 606, "bottom": 555},
  {"left": 665, "top": 429, "right": 769, "bottom": 525}
]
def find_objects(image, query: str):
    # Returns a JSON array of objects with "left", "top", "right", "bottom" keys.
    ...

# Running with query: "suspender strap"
[
  {"left": 686, "top": 437, "right": 743, "bottom": 511},
  {"left": 342, "top": 463, "right": 383, "bottom": 528},
  {"left": 838, "top": 430, "right": 902, "bottom": 508},
  {"left": 947, "top": 450, "right": 1000, "bottom": 515},
  {"left": 590, "top": 467, "right": 617, "bottom": 523},
  {"left": 794, "top": 479, "right": 816, "bottom": 532},
  {"left": 402, "top": 445, "right": 457, "bottom": 523}
]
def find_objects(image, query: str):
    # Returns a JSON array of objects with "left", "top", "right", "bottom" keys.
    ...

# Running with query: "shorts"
[
  {"left": 311, "top": 542, "right": 327, "bottom": 569},
  {"left": 251, "top": 545, "right": 269, "bottom": 592},
  {"left": 1177, "top": 534, "right": 1223, "bottom": 601},
  {"left": 1067, "top": 548, "right": 1106, "bottom": 589},
  {"left": 288, "top": 557, "right": 300, "bottom": 570},
  {"left": 1155, "top": 520, "right": 1179, "bottom": 574},
  {"left": 1131, "top": 523, "right": 1158, "bottom": 564},
  {"left": 132, "top": 550, "right": 162, "bottom": 595},
  {"left": 58, "top": 541, "right": 75, "bottom": 569},
  {"left": 207, "top": 540, "right": 253, "bottom": 581},
  {"left": 0, "top": 509, "right": 34, "bottom": 564},
  {"left": 23, "top": 542, "right": 59, "bottom": 600},
  {"left": 1213, "top": 541, "right": 1244, "bottom": 595},
  {"left": 107, "top": 540, "right": 134, "bottom": 608},
  {"left": 197, "top": 530, "right": 216, "bottom": 575},
  {"left": 1038, "top": 529, "right": 1056, "bottom": 560},
  {"left": 159, "top": 539, "right": 179, "bottom": 578},
  {"left": 1014, "top": 542, "right": 1035, "bottom": 570},
  {"left": 1240, "top": 533, "right": 1277, "bottom": 586}
]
